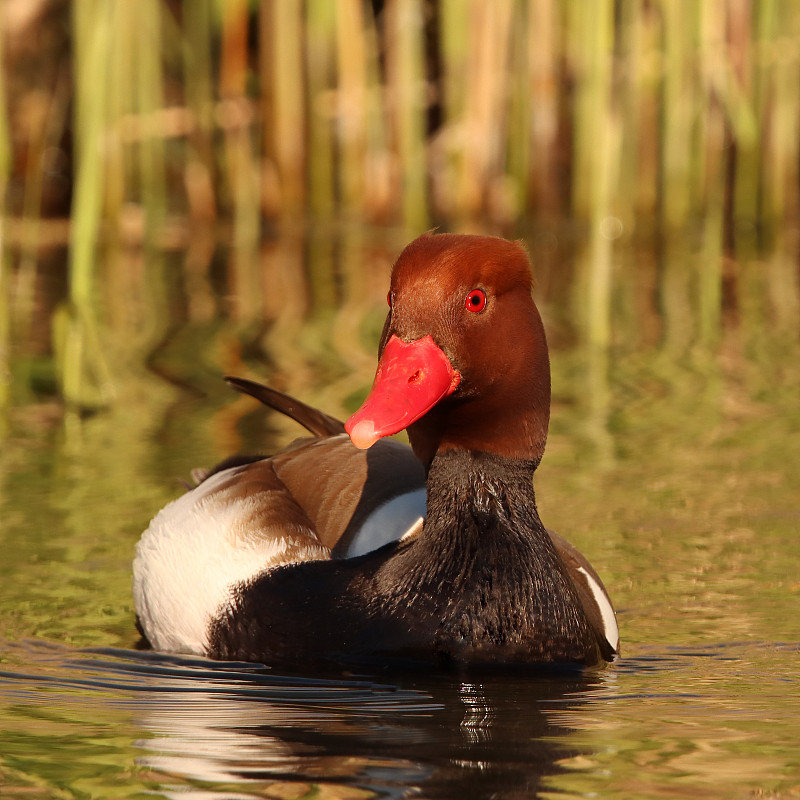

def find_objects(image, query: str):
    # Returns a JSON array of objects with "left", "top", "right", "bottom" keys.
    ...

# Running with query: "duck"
[{"left": 133, "top": 232, "right": 619, "bottom": 669}]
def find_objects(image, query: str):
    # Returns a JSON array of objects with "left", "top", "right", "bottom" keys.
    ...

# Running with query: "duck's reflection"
[
  {"left": 458, "top": 681, "right": 496, "bottom": 745},
  {"left": 131, "top": 659, "right": 612, "bottom": 799}
]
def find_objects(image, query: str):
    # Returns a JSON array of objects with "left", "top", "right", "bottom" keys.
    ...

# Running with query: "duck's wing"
[
  {"left": 547, "top": 529, "right": 619, "bottom": 659},
  {"left": 270, "top": 434, "right": 426, "bottom": 556},
  {"left": 222, "top": 377, "right": 427, "bottom": 555},
  {"left": 211, "top": 377, "right": 428, "bottom": 556}
]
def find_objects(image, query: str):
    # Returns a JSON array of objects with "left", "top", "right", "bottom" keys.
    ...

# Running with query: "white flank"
[
  {"left": 132, "top": 468, "right": 330, "bottom": 655},
  {"left": 342, "top": 488, "right": 427, "bottom": 558},
  {"left": 577, "top": 566, "right": 620, "bottom": 652}
]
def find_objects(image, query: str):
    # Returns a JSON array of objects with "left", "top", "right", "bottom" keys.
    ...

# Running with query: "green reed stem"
[
  {"left": 569, "top": 0, "right": 617, "bottom": 349},
  {"left": 335, "top": 0, "right": 369, "bottom": 218},
  {"left": 506, "top": 12, "right": 528, "bottom": 219},
  {"left": 266, "top": 0, "right": 306, "bottom": 216},
  {"left": 0, "top": 235, "right": 8, "bottom": 427},
  {"left": 760, "top": 2, "right": 800, "bottom": 236},
  {"left": 0, "top": 44, "right": 8, "bottom": 191},
  {"left": 0, "top": 26, "right": 12, "bottom": 418},
  {"left": 182, "top": 0, "right": 217, "bottom": 227},
  {"left": 387, "top": 0, "right": 429, "bottom": 231},
  {"left": 438, "top": 0, "right": 468, "bottom": 216},
  {"left": 63, "top": 0, "right": 116, "bottom": 409},
  {"left": 306, "top": 0, "right": 336, "bottom": 221},
  {"left": 0, "top": 246, "right": 8, "bottom": 424},
  {"left": 70, "top": 0, "right": 108, "bottom": 309},
  {"left": 183, "top": 0, "right": 215, "bottom": 127},
  {"left": 136, "top": 0, "right": 168, "bottom": 234},
  {"left": 661, "top": 0, "right": 696, "bottom": 229}
]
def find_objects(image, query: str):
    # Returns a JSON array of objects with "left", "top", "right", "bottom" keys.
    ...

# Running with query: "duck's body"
[
  {"left": 207, "top": 448, "right": 611, "bottom": 667},
  {"left": 133, "top": 233, "right": 619, "bottom": 669}
]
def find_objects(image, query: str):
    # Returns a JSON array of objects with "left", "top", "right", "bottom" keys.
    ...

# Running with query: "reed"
[
  {"left": 0, "top": 242, "right": 7, "bottom": 424},
  {"left": 262, "top": 0, "right": 306, "bottom": 218},
  {"left": 135, "top": 0, "right": 168, "bottom": 232},
  {"left": 9, "top": 2, "right": 792, "bottom": 235},
  {"left": 334, "top": 0, "right": 368, "bottom": 218},
  {"left": 661, "top": 0, "right": 696, "bottom": 229},
  {"left": 0, "top": 0, "right": 798, "bottom": 414},
  {"left": 40, "top": 2, "right": 800, "bottom": 237},
  {"left": 757, "top": 2, "right": 800, "bottom": 240},
  {"left": 385, "top": 0, "right": 429, "bottom": 230},
  {"left": 0, "top": 262, "right": 7, "bottom": 427},
  {"left": 305, "top": 0, "right": 337, "bottom": 221},
  {"left": 63, "top": 0, "right": 109, "bottom": 411},
  {"left": 0, "top": 23, "right": 9, "bottom": 421},
  {"left": 222, "top": 0, "right": 260, "bottom": 251},
  {"left": 520, "top": 0, "right": 559, "bottom": 218},
  {"left": 182, "top": 0, "right": 217, "bottom": 223}
]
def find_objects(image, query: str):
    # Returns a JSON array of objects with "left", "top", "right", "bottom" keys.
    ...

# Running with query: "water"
[
  {"left": 2, "top": 642, "right": 798, "bottom": 797},
  {"left": 1, "top": 236, "right": 799, "bottom": 798}
]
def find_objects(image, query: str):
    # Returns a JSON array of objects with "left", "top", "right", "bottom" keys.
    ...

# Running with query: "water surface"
[{"left": 1, "top": 235, "right": 799, "bottom": 798}]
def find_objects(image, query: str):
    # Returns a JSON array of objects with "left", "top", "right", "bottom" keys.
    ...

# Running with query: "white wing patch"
[
  {"left": 342, "top": 489, "right": 427, "bottom": 558},
  {"left": 577, "top": 566, "right": 619, "bottom": 652},
  {"left": 133, "top": 468, "right": 329, "bottom": 656}
]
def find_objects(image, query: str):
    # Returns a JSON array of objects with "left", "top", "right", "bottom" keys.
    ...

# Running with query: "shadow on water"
[{"left": 0, "top": 639, "right": 616, "bottom": 798}]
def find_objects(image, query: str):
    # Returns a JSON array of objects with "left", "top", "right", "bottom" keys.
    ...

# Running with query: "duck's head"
[{"left": 346, "top": 233, "right": 550, "bottom": 470}]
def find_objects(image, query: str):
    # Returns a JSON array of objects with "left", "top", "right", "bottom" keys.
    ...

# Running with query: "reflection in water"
[
  {"left": 130, "top": 658, "right": 604, "bottom": 799},
  {"left": 458, "top": 682, "right": 494, "bottom": 744},
  {"left": 0, "top": 642, "right": 609, "bottom": 799},
  {"left": 3, "top": 641, "right": 800, "bottom": 798}
]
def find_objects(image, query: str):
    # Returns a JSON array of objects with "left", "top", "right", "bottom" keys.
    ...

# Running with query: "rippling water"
[
  {"left": 2, "top": 640, "right": 798, "bottom": 798},
  {"left": 1, "top": 236, "right": 799, "bottom": 798}
]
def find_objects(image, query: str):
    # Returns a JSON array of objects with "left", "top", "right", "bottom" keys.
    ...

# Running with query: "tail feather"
[{"left": 225, "top": 376, "right": 346, "bottom": 437}]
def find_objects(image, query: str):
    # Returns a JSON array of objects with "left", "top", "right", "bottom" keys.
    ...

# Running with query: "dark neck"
[
  {"left": 376, "top": 450, "right": 550, "bottom": 594},
  {"left": 424, "top": 449, "right": 542, "bottom": 538}
]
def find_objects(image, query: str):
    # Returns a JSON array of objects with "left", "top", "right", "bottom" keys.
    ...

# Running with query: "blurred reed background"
[{"left": 0, "top": 0, "right": 798, "bottom": 422}]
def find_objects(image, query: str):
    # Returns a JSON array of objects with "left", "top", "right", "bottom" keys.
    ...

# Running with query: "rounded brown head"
[{"left": 347, "top": 232, "right": 550, "bottom": 470}]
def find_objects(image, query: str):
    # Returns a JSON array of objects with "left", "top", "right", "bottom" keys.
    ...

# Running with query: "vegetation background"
[{"left": 0, "top": 0, "right": 798, "bottom": 420}]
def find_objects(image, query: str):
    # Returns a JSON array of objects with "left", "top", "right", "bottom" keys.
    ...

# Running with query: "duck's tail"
[{"left": 224, "top": 376, "right": 346, "bottom": 437}]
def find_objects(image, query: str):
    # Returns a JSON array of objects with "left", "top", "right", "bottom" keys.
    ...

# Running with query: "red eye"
[
  {"left": 465, "top": 289, "right": 486, "bottom": 313},
  {"left": 386, "top": 291, "right": 392, "bottom": 308}
]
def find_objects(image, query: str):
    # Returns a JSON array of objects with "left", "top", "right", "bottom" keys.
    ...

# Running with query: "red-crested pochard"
[{"left": 133, "top": 233, "right": 619, "bottom": 669}]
